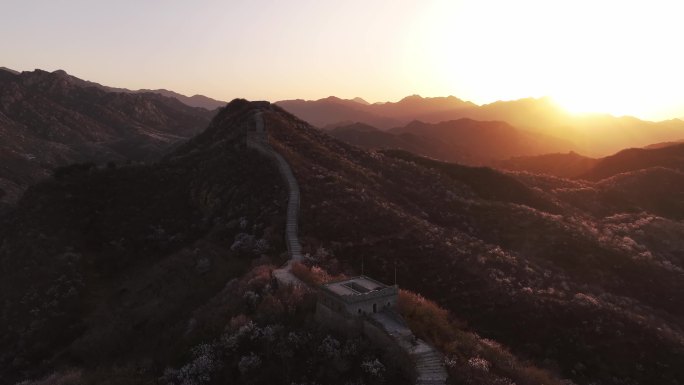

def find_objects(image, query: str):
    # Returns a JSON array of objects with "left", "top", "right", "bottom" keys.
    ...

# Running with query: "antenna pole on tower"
[{"left": 394, "top": 259, "right": 397, "bottom": 287}]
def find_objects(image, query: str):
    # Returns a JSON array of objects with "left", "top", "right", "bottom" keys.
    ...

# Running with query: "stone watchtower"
[{"left": 316, "top": 276, "right": 398, "bottom": 317}]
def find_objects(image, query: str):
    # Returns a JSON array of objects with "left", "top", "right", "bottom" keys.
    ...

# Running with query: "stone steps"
[
  {"left": 416, "top": 364, "right": 446, "bottom": 372},
  {"left": 250, "top": 111, "right": 308, "bottom": 282},
  {"left": 370, "top": 311, "right": 448, "bottom": 385},
  {"left": 417, "top": 360, "right": 443, "bottom": 365}
]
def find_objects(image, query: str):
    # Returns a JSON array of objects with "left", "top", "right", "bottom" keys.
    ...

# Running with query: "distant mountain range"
[
  {"left": 644, "top": 139, "right": 684, "bottom": 149},
  {"left": 494, "top": 152, "right": 599, "bottom": 178},
  {"left": 329, "top": 119, "right": 574, "bottom": 164},
  {"left": 0, "top": 68, "right": 216, "bottom": 203},
  {"left": 496, "top": 142, "right": 684, "bottom": 181},
  {"left": 277, "top": 96, "right": 402, "bottom": 129},
  {"left": 276, "top": 95, "right": 684, "bottom": 156},
  {"left": 328, "top": 122, "right": 466, "bottom": 162},
  {"left": 277, "top": 95, "right": 475, "bottom": 129},
  {"left": 582, "top": 143, "right": 684, "bottom": 181}
]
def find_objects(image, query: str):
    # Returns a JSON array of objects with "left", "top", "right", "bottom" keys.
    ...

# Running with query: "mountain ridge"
[
  {"left": 2, "top": 68, "right": 227, "bottom": 109},
  {"left": 0, "top": 67, "right": 19, "bottom": 75},
  {"left": 276, "top": 95, "right": 684, "bottom": 156},
  {"left": 496, "top": 143, "right": 684, "bottom": 181},
  {"left": 329, "top": 118, "right": 575, "bottom": 164},
  {"left": 0, "top": 68, "right": 216, "bottom": 203}
]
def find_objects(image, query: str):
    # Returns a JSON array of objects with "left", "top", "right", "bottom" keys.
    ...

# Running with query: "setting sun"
[{"left": 414, "top": 0, "right": 684, "bottom": 119}]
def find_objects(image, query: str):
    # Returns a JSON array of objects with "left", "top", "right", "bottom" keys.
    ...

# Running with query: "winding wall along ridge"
[
  {"left": 247, "top": 109, "right": 446, "bottom": 384},
  {"left": 251, "top": 112, "right": 303, "bottom": 261},
  {"left": 246, "top": 111, "right": 304, "bottom": 286}
]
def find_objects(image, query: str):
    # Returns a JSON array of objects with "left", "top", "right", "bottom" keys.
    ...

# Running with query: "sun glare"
[
  {"left": 414, "top": 0, "right": 684, "bottom": 120},
  {"left": 553, "top": 91, "right": 641, "bottom": 117}
]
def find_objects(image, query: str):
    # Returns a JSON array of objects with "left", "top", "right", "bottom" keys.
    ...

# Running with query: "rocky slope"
[{"left": 0, "top": 68, "right": 215, "bottom": 203}]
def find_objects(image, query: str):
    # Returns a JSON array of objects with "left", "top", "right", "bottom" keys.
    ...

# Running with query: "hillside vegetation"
[
  {"left": 0, "top": 101, "right": 284, "bottom": 383},
  {"left": 265, "top": 103, "right": 684, "bottom": 385},
  {"left": 2, "top": 100, "right": 683, "bottom": 385}
]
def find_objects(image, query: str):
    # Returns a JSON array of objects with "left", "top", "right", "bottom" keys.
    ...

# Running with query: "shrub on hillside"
[
  {"left": 397, "top": 290, "right": 459, "bottom": 345},
  {"left": 52, "top": 162, "right": 95, "bottom": 179},
  {"left": 290, "top": 261, "right": 346, "bottom": 286},
  {"left": 397, "top": 290, "right": 569, "bottom": 385},
  {"left": 15, "top": 369, "right": 83, "bottom": 385}
]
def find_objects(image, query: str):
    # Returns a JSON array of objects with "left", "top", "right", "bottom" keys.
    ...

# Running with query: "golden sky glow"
[
  {"left": 2, "top": 0, "right": 683, "bottom": 120},
  {"left": 411, "top": 0, "right": 684, "bottom": 120}
]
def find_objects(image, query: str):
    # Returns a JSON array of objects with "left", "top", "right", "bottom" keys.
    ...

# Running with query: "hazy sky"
[{"left": 2, "top": 0, "right": 683, "bottom": 120}]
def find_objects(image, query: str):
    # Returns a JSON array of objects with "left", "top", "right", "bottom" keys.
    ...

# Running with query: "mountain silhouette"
[
  {"left": 497, "top": 143, "right": 684, "bottom": 183},
  {"left": 276, "top": 96, "right": 400, "bottom": 128},
  {"left": 56, "top": 69, "right": 227, "bottom": 109},
  {"left": 5, "top": 68, "right": 227, "bottom": 109},
  {"left": 328, "top": 122, "right": 469, "bottom": 163},
  {"left": 0, "top": 67, "right": 19, "bottom": 75},
  {"left": 391, "top": 118, "right": 575, "bottom": 163},
  {"left": 494, "top": 152, "right": 599, "bottom": 178},
  {"left": 276, "top": 95, "right": 684, "bottom": 156},
  {"left": 581, "top": 143, "right": 684, "bottom": 181},
  {"left": 329, "top": 118, "right": 576, "bottom": 164},
  {"left": 643, "top": 139, "right": 684, "bottom": 149},
  {"left": 133, "top": 89, "right": 226, "bottom": 110}
]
